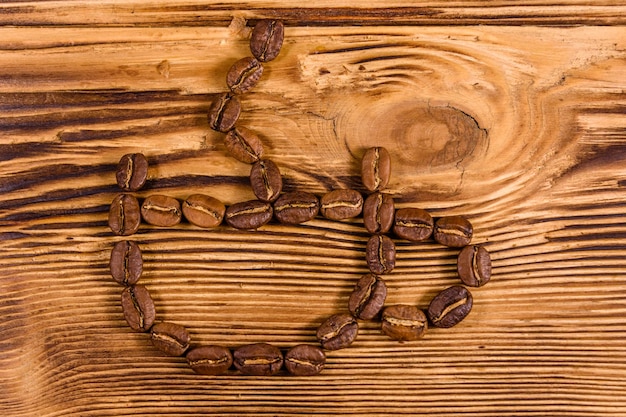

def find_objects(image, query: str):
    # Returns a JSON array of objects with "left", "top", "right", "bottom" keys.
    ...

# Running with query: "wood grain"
[{"left": 2, "top": 2, "right": 626, "bottom": 416}]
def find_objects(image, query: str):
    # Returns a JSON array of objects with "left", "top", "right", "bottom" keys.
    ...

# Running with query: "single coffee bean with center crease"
[
  {"left": 427, "top": 285, "right": 473, "bottom": 328},
  {"left": 225, "top": 200, "right": 273, "bottom": 230},
  {"left": 207, "top": 93, "right": 241, "bottom": 132},
  {"left": 150, "top": 322, "right": 191, "bottom": 356},
  {"left": 250, "top": 19, "right": 284, "bottom": 62},
  {"left": 348, "top": 273, "right": 387, "bottom": 320},
  {"left": 433, "top": 215, "right": 473, "bottom": 247},
  {"left": 116, "top": 153, "right": 148, "bottom": 191},
  {"left": 226, "top": 56, "right": 264, "bottom": 94},
  {"left": 182, "top": 194, "right": 225, "bottom": 228},
  {"left": 250, "top": 159, "right": 282, "bottom": 202},
  {"left": 363, "top": 192, "right": 395, "bottom": 234},
  {"left": 109, "top": 194, "right": 141, "bottom": 236},
  {"left": 273, "top": 191, "right": 319, "bottom": 224},
  {"left": 457, "top": 245, "right": 492, "bottom": 287},
  {"left": 186, "top": 345, "right": 233, "bottom": 376},
  {"left": 121, "top": 284, "right": 156, "bottom": 332},
  {"left": 366, "top": 235, "right": 396, "bottom": 275},
  {"left": 110, "top": 240, "right": 142, "bottom": 286},
  {"left": 141, "top": 195, "right": 182, "bottom": 227},
  {"left": 316, "top": 313, "right": 358, "bottom": 351},
  {"left": 284, "top": 344, "right": 326, "bottom": 376},
  {"left": 393, "top": 207, "right": 433, "bottom": 241},
  {"left": 361, "top": 147, "right": 391, "bottom": 192},
  {"left": 233, "top": 343, "right": 283, "bottom": 376},
  {"left": 224, "top": 126, "right": 264, "bottom": 164},
  {"left": 381, "top": 305, "right": 428, "bottom": 341},
  {"left": 320, "top": 189, "right": 363, "bottom": 220}
]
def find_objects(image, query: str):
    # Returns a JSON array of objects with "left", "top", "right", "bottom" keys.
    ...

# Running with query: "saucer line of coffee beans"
[{"left": 106, "top": 19, "right": 492, "bottom": 377}]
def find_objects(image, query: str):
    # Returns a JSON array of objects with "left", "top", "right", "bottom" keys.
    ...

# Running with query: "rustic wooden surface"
[{"left": 2, "top": 2, "right": 626, "bottom": 416}]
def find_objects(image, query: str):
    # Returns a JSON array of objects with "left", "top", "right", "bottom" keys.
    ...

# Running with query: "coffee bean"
[
  {"left": 207, "top": 93, "right": 241, "bottom": 132},
  {"left": 433, "top": 216, "right": 473, "bottom": 247},
  {"left": 320, "top": 189, "right": 363, "bottom": 220},
  {"left": 381, "top": 305, "right": 428, "bottom": 341},
  {"left": 141, "top": 195, "right": 182, "bottom": 227},
  {"left": 227, "top": 56, "right": 264, "bottom": 94},
  {"left": 316, "top": 313, "right": 358, "bottom": 351},
  {"left": 186, "top": 345, "right": 233, "bottom": 375},
  {"left": 121, "top": 284, "right": 156, "bottom": 332},
  {"left": 150, "top": 322, "right": 191, "bottom": 356},
  {"left": 457, "top": 245, "right": 491, "bottom": 287},
  {"left": 182, "top": 194, "right": 225, "bottom": 228},
  {"left": 233, "top": 343, "right": 283, "bottom": 376},
  {"left": 284, "top": 344, "right": 326, "bottom": 376},
  {"left": 116, "top": 153, "right": 148, "bottom": 191},
  {"left": 109, "top": 194, "right": 141, "bottom": 236},
  {"left": 393, "top": 208, "right": 433, "bottom": 242},
  {"left": 110, "top": 240, "right": 142, "bottom": 286},
  {"left": 427, "top": 285, "right": 473, "bottom": 328},
  {"left": 224, "top": 126, "right": 264, "bottom": 164},
  {"left": 361, "top": 147, "right": 391, "bottom": 192},
  {"left": 250, "top": 19, "right": 284, "bottom": 62},
  {"left": 348, "top": 273, "right": 387, "bottom": 320},
  {"left": 273, "top": 191, "right": 319, "bottom": 224},
  {"left": 250, "top": 159, "right": 282, "bottom": 202},
  {"left": 363, "top": 192, "right": 394, "bottom": 234},
  {"left": 225, "top": 200, "right": 273, "bottom": 230},
  {"left": 366, "top": 235, "right": 396, "bottom": 275}
]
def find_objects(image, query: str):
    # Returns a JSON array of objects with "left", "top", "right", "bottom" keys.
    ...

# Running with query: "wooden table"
[{"left": 2, "top": 2, "right": 626, "bottom": 416}]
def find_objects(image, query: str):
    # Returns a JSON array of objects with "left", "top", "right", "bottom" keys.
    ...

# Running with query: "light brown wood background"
[{"left": 2, "top": 1, "right": 626, "bottom": 416}]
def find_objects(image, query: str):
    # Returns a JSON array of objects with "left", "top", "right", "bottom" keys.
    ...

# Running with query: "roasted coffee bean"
[
  {"left": 150, "top": 322, "right": 191, "bottom": 356},
  {"left": 393, "top": 207, "right": 433, "bottom": 242},
  {"left": 381, "top": 305, "right": 428, "bottom": 341},
  {"left": 207, "top": 93, "right": 241, "bottom": 132},
  {"left": 427, "top": 285, "right": 473, "bottom": 328},
  {"left": 348, "top": 273, "right": 387, "bottom": 320},
  {"left": 319, "top": 189, "right": 363, "bottom": 220},
  {"left": 250, "top": 19, "right": 284, "bottom": 62},
  {"left": 363, "top": 192, "right": 395, "bottom": 234},
  {"left": 284, "top": 344, "right": 326, "bottom": 376},
  {"left": 250, "top": 159, "right": 282, "bottom": 202},
  {"left": 186, "top": 345, "right": 233, "bottom": 376},
  {"left": 316, "top": 313, "right": 358, "bottom": 351},
  {"left": 225, "top": 200, "right": 273, "bottom": 230},
  {"left": 121, "top": 284, "right": 156, "bottom": 332},
  {"left": 109, "top": 194, "right": 141, "bottom": 236},
  {"left": 273, "top": 191, "right": 319, "bottom": 224},
  {"left": 457, "top": 245, "right": 491, "bottom": 287},
  {"left": 116, "top": 153, "right": 148, "bottom": 191},
  {"left": 224, "top": 126, "right": 264, "bottom": 164},
  {"left": 366, "top": 235, "right": 396, "bottom": 275},
  {"left": 361, "top": 147, "right": 391, "bottom": 192},
  {"left": 227, "top": 56, "right": 264, "bottom": 94},
  {"left": 433, "top": 215, "right": 473, "bottom": 247},
  {"left": 233, "top": 343, "right": 283, "bottom": 376},
  {"left": 182, "top": 194, "right": 225, "bottom": 228},
  {"left": 110, "top": 240, "right": 142, "bottom": 286},
  {"left": 141, "top": 195, "right": 182, "bottom": 227}
]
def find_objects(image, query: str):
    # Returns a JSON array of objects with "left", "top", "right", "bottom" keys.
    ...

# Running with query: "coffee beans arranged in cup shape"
[
  {"left": 316, "top": 313, "right": 359, "bottom": 351},
  {"left": 207, "top": 92, "right": 241, "bottom": 132},
  {"left": 393, "top": 207, "right": 434, "bottom": 241},
  {"left": 320, "top": 189, "right": 364, "bottom": 220},
  {"left": 116, "top": 153, "right": 148, "bottom": 191},
  {"left": 348, "top": 273, "right": 387, "bottom": 320},
  {"left": 186, "top": 345, "right": 233, "bottom": 376},
  {"left": 233, "top": 343, "right": 283, "bottom": 376},
  {"left": 224, "top": 126, "right": 264, "bottom": 164},
  {"left": 182, "top": 194, "right": 225, "bottom": 228},
  {"left": 427, "top": 285, "right": 473, "bottom": 328},
  {"left": 150, "top": 322, "right": 191, "bottom": 357},
  {"left": 109, "top": 194, "right": 141, "bottom": 236},
  {"left": 273, "top": 191, "right": 319, "bottom": 224},
  {"left": 433, "top": 215, "right": 473, "bottom": 248},
  {"left": 361, "top": 146, "right": 391, "bottom": 192},
  {"left": 121, "top": 284, "right": 156, "bottom": 332},
  {"left": 225, "top": 200, "right": 273, "bottom": 230},
  {"left": 250, "top": 19, "right": 284, "bottom": 62},
  {"left": 110, "top": 240, "right": 142, "bottom": 286},
  {"left": 381, "top": 305, "right": 428, "bottom": 341},
  {"left": 227, "top": 56, "right": 264, "bottom": 94},
  {"left": 366, "top": 235, "right": 396, "bottom": 275},
  {"left": 363, "top": 192, "right": 395, "bottom": 234},
  {"left": 457, "top": 245, "right": 492, "bottom": 287},
  {"left": 250, "top": 159, "right": 282, "bottom": 202},
  {"left": 141, "top": 195, "right": 182, "bottom": 227},
  {"left": 284, "top": 344, "right": 326, "bottom": 376}
]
